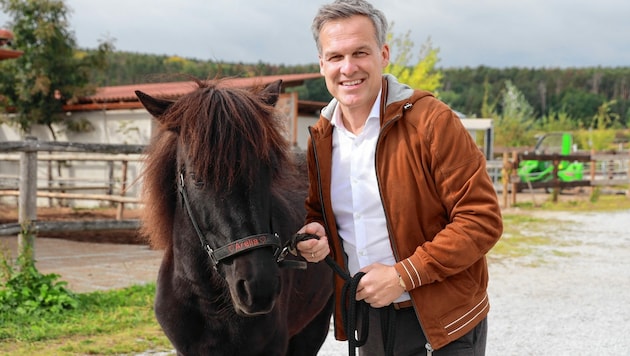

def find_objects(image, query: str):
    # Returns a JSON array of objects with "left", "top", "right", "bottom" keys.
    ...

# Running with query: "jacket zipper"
[
  {"left": 307, "top": 126, "right": 333, "bottom": 246},
  {"left": 374, "top": 103, "right": 434, "bottom": 352},
  {"left": 310, "top": 97, "right": 435, "bottom": 351}
]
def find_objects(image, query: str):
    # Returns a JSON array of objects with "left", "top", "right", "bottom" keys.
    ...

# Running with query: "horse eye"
[{"left": 189, "top": 173, "right": 205, "bottom": 188}]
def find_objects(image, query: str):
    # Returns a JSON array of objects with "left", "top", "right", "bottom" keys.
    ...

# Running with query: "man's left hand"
[{"left": 355, "top": 263, "right": 405, "bottom": 308}]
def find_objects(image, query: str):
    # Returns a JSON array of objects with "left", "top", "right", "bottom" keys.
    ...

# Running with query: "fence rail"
[
  {"left": 2, "top": 139, "right": 628, "bottom": 244},
  {"left": 0, "top": 138, "right": 145, "bottom": 257},
  {"left": 0, "top": 140, "right": 145, "bottom": 154},
  {"left": 0, "top": 219, "right": 140, "bottom": 236},
  {"left": 500, "top": 151, "right": 630, "bottom": 207}
]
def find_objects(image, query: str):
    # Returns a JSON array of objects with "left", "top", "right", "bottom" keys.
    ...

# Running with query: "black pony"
[{"left": 136, "top": 79, "right": 333, "bottom": 355}]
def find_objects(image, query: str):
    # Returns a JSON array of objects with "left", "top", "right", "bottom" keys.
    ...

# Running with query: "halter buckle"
[{"left": 205, "top": 244, "right": 219, "bottom": 269}]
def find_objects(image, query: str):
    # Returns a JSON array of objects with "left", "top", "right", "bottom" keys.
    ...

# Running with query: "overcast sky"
[{"left": 2, "top": 0, "right": 629, "bottom": 68}]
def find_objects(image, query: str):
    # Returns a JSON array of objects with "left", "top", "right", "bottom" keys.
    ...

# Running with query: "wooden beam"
[
  {"left": 0, "top": 219, "right": 140, "bottom": 236},
  {"left": 0, "top": 190, "right": 141, "bottom": 204}
]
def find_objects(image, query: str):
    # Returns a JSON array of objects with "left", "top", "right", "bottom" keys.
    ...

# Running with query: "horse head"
[{"left": 137, "top": 79, "right": 292, "bottom": 315}]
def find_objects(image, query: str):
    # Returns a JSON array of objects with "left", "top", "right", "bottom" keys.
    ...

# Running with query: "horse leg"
[
  {"left": 154, "top": 251, "right": 209, "bottom": 355},
  {"left": 286, "top": 296, "right": 334, "bottom": 356}
]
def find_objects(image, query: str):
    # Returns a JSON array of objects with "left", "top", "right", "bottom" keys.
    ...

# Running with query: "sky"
[{"left": 1, "top": 0, "right": 629, "bottom": 69}]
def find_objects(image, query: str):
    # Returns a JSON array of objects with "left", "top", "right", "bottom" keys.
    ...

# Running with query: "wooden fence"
[
  {"left": 500, "top": 151, "right": 630, "bottom": 207},
  {"left": 0, "top": 137, "right": 145, "bottom": 255},
  {"left": 2, "top": 138, "right": 628, "bottom": 255}
]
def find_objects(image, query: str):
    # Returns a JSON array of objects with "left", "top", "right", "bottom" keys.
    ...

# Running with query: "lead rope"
[{"left": 293, "top": 233, "right": 395, "bottom": 356}]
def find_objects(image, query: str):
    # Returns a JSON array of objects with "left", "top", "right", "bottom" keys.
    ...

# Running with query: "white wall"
[
  {"left": 295, "top": 114, "right": 320, "bottom": 151},
  {"left": 1, "top": 109, "right": 321, "bottom": 208},
  {"left": 0, "top": 110, "right": 153, "bottom": 208}
]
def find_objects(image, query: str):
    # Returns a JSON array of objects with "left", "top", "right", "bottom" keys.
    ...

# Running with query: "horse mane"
[{"left": 140, "top": 79, "right": 294, "bottom": 250}]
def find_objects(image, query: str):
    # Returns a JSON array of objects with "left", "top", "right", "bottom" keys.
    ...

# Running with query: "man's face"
[{"left": 318, "top": 15, "right": 389, "bottom": 115}]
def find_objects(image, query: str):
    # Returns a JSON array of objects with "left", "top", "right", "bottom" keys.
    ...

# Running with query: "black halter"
[{"left": 177, "top": 169, "right": 305, "bottom": 270}]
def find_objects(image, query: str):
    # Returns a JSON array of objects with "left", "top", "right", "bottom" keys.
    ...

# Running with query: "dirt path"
[{"left": 486, "top": 209, "right": 630, "bottom": 354}]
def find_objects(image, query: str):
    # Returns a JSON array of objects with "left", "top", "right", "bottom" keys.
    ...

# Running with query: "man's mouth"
[{"left": 342, "top": 79, "right": 363, "bottom": 86}]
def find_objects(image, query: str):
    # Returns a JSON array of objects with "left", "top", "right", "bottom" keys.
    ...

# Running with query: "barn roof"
[
  {"left": 65, "top": 73, "right": 323, "bottom": 112},
  {"left": 0, "top": 48, "right": 23, "bottom": 60},
  {"left": 0, "top": 28, "right": 23, "bottom": 60}
]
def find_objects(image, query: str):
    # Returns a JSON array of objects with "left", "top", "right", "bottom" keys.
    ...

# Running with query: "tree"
[
  {"left": 0, "top": 0, "right": 113, "bottom": 137},
  {"left": 495, "top": 81, "right": 536, "bottom": 147},
  {"left": 385, "top": 27, "right": 442, "bottom": 93}
]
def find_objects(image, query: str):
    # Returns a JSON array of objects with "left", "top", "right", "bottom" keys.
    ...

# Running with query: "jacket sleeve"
[
  {"left": 304, "top": 131, "right": 325, "bottom": 226},
  {"left": 394, "top": 105, "right": 503, "bottom": 289}
]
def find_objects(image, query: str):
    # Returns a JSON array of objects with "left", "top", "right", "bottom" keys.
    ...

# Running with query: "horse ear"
[
  {"left": 135, "top": 90, "right": 174, "bottom": 119},
  {"left": 261, "top": 80, "right": 282, "bottom": 106}
]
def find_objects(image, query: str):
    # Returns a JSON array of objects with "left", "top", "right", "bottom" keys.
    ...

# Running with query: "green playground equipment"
[{"left": 517, "top": 132, "right": 584, "bottom": 183}]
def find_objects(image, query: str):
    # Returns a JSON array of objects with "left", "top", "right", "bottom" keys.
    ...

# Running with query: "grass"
[
  {"left": 489, "top": 214, "right": 557, "bottom": 265},
  {"left": 0, "top": 283, "right": 172, "bottom": 355},
  {"left": 491, "top": 193, "right": 629, "bottom": 264},
  {"left": 512, "top": 188, "right": 630, "bottom": 211}
]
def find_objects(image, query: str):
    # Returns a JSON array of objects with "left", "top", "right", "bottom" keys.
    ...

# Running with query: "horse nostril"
[{"left": 236, "top": 279, "right": 252, "bottom": 306}]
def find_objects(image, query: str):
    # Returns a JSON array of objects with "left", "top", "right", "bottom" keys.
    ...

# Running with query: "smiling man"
[{"left": 295, "top": 0, "right": 503, "bottom": 355}]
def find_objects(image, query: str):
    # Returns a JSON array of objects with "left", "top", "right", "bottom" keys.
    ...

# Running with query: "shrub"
[{"left": 0, "top": 245, "right": 78, "bottom": 317}]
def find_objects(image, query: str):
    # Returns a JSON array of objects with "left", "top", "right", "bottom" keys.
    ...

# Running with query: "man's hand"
[
  {"left": 296, "top": 222, "right": 330, "bottom": 263},
  {"left": 355, "top": 263, "right": 405, "bottom": 308}
]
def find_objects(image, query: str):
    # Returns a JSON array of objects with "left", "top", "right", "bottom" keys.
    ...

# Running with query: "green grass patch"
[
  {"left": 0, "top": 283, "right": 172, "bottom": 355},
  {"left": 488, "top": 214, "right": 566, "bottom": 264},
  {"left": 541, "top": 193, "right": 630, "bottom": 211},
  {"left": 513, "top": 191, "right": 630, "bottom": 212},
  {"left": 490, "top": 214, "right": 556, "bottom": 260}
]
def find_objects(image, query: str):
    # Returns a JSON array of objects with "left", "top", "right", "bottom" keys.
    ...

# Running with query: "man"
[{"left": 296, "top": 0, "right": 503, "bottom": 354}]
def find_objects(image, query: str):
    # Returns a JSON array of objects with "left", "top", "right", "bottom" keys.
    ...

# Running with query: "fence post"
[
  {"left": 511, "top": 151, "right": 518, "bottom": 206},
  {"left": 116, "top": 160, "right": 128, "bottom": 220},
  {"left": 18, "top": 136, "right": 38, "bottom": 259},
  {"left": 590, "top": 149, "right": 596, "bottom": 196},
  {"left": 551, "top": 158, "right": 559, "bottom": 203},
  {"left": 501, "top": 152, "right": 509, "bottom": 208}
]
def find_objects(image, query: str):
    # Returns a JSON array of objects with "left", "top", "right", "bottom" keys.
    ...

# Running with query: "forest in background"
[{"left": 89, "top": 50, "right": 630, "bottom": 132}]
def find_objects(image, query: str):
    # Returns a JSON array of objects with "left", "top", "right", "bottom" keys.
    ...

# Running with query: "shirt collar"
[{"left": 331, "top": 89, "right": 382, "bottom": 130}]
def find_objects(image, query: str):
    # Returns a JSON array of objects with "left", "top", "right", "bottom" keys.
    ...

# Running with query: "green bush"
[{"left": 0, "top": 247, "right": 79, "bottom": 317}]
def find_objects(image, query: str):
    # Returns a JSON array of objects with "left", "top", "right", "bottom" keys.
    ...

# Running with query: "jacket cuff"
[{"left": 395, "top": 259, "right": 422, "bottom": 291}]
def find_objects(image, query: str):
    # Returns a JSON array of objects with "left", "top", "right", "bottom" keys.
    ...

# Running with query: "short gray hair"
[{"left": 311, "top": 0, "right": 388, "bottom": 54}]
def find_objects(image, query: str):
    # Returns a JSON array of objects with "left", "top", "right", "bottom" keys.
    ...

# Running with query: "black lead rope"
[
  {"left": 178, "top": 168, "right": 394, "bottom": 354},
  {"left": 293, "top": 233, "right": 395, "bottom": 356}
]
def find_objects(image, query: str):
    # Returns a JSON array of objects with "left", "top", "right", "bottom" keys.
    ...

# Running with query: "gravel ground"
[
  {"left": 316, "top": 209, "right": 630, "bottom": 355},
  {"left": 484, "top": 209, "right": 630, "bottom": 355}
]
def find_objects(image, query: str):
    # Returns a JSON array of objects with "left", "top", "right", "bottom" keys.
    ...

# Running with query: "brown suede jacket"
[{"left": 304, "top": 74, "right": 503, "bottom": 350}]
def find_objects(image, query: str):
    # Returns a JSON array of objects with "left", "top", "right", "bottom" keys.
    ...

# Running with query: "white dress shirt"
[{"left": 329, "top": 91, "right": 410, "bottom": 302}]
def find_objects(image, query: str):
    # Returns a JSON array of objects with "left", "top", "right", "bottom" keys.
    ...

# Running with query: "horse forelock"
[
  {"left": 140, "top": 80, "right": 294, "bottom": 248},
  {"left": 177, "top": 83, "right": 291, "bottom": 192}
]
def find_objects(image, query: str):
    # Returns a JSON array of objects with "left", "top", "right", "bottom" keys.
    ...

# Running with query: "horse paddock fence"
[
  {"left": 0, "top": 138, "right": 146, "bottom": 255},
  {"left": 499, "top": 150, "right": 630, "bottom": 207}
]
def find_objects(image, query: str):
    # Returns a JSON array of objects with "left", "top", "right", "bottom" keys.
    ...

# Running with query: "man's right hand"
[{"left": 296, "top": 222, "right": 329, "bottom": 263}]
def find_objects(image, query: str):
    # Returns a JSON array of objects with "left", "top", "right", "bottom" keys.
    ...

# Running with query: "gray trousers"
[{"left": 358, "top": 306, "right": 487, "bottom": 356}]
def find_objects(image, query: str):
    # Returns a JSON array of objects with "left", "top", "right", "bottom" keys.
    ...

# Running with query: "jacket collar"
[{"left": 320, "top": 74, "right": 415, "bottom": 122}]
